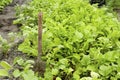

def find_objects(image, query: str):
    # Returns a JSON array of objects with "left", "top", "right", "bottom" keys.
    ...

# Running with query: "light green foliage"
[
  {"left": 13, "top": 58, "right": 39, "bottom": 80},
  {"left": 0, "top": 35, "right": 10, "bottom": 54},
  {"left": 0, "top": 61, "right": 12, "bottom": 77},
  {"left": 18, "top": 26, "right": 38, "bottom": 56},
  {"left": 0, "top": 0, "right": 12, "bottom": 11},
  {"left": 15, "top": 0, "right": 120, "bottom": 79},
  {"left": 0, "top": 57, "right": 39, "bottom": 80}
]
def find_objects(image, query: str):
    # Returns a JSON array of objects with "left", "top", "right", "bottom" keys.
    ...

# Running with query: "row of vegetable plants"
[{"left": 14, "top": 0, "right": 120, "bottom": 79}]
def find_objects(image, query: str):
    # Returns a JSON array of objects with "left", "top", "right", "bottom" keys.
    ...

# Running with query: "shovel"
[{"left": 33, "top": 12, "right": 46, "bottom": 76}]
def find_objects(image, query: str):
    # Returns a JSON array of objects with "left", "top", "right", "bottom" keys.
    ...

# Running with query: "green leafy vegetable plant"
[
  {"left": 13, "top": 57, "right": 39, "bottom": 80},
  {"left": 15, "top": 0, "right": 120, "bottom": 79}
]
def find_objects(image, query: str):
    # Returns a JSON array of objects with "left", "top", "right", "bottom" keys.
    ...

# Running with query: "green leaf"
[
  {"left": 91, "top": 71, "right": 100, "bottom": 78},
  {"left": 81, "top": 55, "right": 90, "bottom": 66},
  {"left": 87, "top": 65, "right": 97, "bottom": 71},
  {"left": 73, "top": 30, "right": 83, "bottom": 41},
  {"left": 24, "top": 64, "right": 32, "bottom": 70},
  {"left": 73, "top": 53, "right": 80, "bottom": 60},
  {"left": 22, "top": 70, "right": 38, "bottom": 80},
  {"left": 80, "top": 77, "right": 92, "bottom": 80},
  {"left": 16, "top": 58, "right": 24, "bottom": 65},
  {"left": 0, "top": 61, "right": 11, "bottom": 70},
  {"left": 13, "top": 69, "right": 21, "bottom": 78},
  {"left": 59, "top": 58, "right": 68, "bottom": 65},
  {"left": 117, "top": 72, "right": 120, "bottom": 78},
  {"left": 44, "top": 69, "right": 53, "bottom": 80},
  {"left": 24, "top": 60, "right": 34, "bottom": 66},
  {"left": 59, "top": 65, "right": 66, "bottom": 70},
  {"left": 56, "top": 77, "right": 62, "bottom": 80},
  {"left": 66, "top": 67, "right": 73, "bottom": 74},
  {"left": 99, "top": 65, "right": 112, "bottom": 76},
  {"left": 0, "top": 69, "right": 8, "bottom": 77},
  {"left": 52, "top": 69, "right": 59, "bottom": 75},
  {"left": 73, "top": 71, "right": 80, "bottom": 80}
]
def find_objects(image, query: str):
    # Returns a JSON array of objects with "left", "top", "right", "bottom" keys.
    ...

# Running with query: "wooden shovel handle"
[{"left": 38, "top": 12, "right": 42, "bottom": 60}]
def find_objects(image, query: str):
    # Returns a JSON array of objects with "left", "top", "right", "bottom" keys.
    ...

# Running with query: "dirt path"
[
  {"left": 0, "top": 0, "right": 31, "bottom": 79},
  {"left": 0, "top": 0, "right": 28, "bottom": 40}
]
